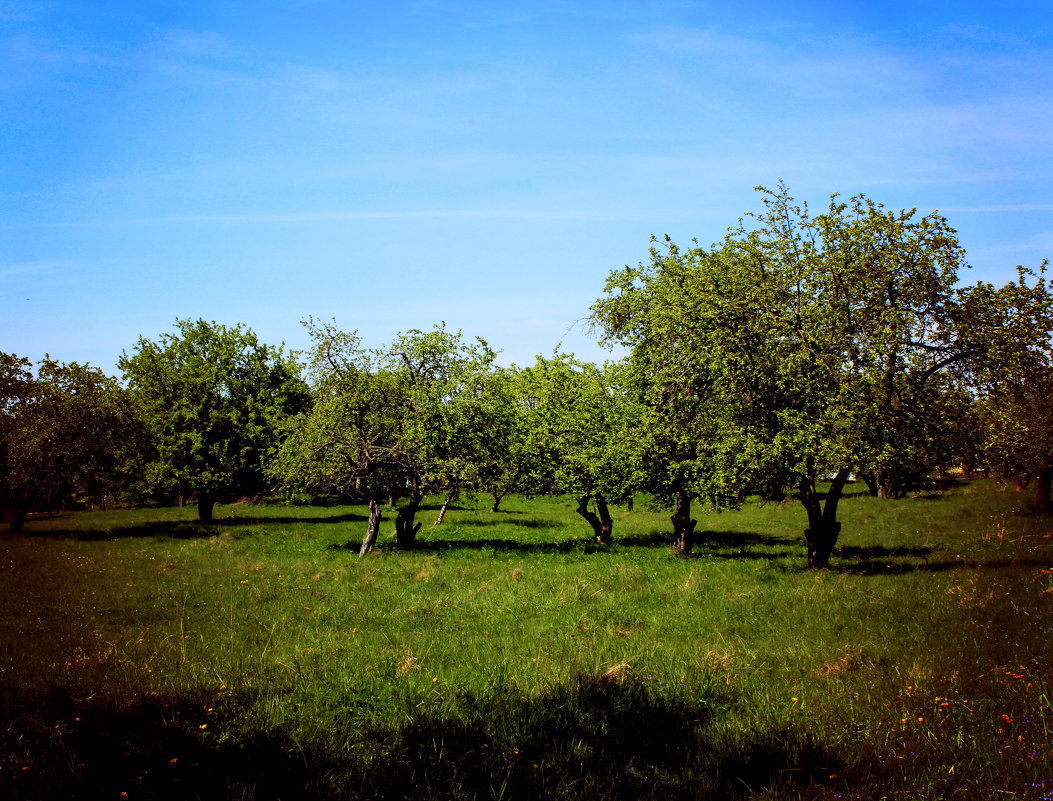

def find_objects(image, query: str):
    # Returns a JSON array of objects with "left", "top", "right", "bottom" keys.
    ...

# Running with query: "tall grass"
[{"left": 1, "top": 481, "right": 1051, "bottom": 799}]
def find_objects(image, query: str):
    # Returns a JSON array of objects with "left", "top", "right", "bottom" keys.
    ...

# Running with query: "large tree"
[
  {"left": 272, "top": 320, "right": 507, "bottom": 554},
  {"left": 120, "top": 319, "right": 308, "bottom": 522},
  {"left": 592, "top": 185, "right": 1053, "bottom": 565},
  {"left": 1, "top": 354, "right": 142, "bottom": 532}
]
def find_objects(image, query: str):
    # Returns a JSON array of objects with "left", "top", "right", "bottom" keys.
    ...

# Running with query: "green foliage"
[
  {"left": 981, "top": 365, "right": 1053, "bottom": 507},
  {"left": 591, "top": 184, "right": 1053, "bottom": 562},
  {"left": 386, "top": 323, "right": 502, "bottom": 501},
  {"left": 516, "top": 355, "right": 636, "bottom": 540},
  {"left": 273, "top": 319, "right": 401, "bottom": 504},
  {"left": 0, "top": 353, "right": 141, "bottom": 528},
  {"left": 273, "top": 320, "right": 515, "bottom": 551},
  {"left": 119, "top": 319, "right": 308, "bottom": 520}
]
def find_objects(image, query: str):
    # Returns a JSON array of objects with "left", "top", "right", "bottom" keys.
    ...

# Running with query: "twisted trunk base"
[
  {"left": 395, "top": 496, "right": 423, "bottom": 548},
  {"left": 360, "top": 499, "right": 383, "bottom": 556},
  {"left": 575, "top": 495, "right": 613, "bottom": 544}
]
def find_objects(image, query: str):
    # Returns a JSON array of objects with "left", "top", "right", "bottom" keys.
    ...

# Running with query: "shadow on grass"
[
  {"left": 330, "top": 528, "right": 810, "bottom": 560},
  {"left": 0, "top": 686, "right": 328, "bottom": 801},
  {"left": 694, "top": 529, "right": 799, "bottom": 561},
  {"left": 21, "top": 512, "right": 369, "bottom": 541},
  {"left": 834, "top": 553, "right": 1053, "bottom": 576},
  {"left": 0, "top": 678, "right": 846, "bottom": 801},
  {"left": 452, "top": 517, "right": 557, "bottom": 530}
]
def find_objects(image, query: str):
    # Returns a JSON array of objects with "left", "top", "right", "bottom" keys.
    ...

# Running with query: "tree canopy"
[
  {"left": 273, "top": 320, "right": 509, "bottom": 554},
  {"left": 591, "top": 185, "right": 1053, "bottom": 564},
  {"left": 1, "top": 353, "right": 141, "bottom": 532},
  {"left": 120, "top": 319, "right": 308, "bottom": 522},
  {"left": 516, "top": 354, "right": 636, "bottom": 543}
]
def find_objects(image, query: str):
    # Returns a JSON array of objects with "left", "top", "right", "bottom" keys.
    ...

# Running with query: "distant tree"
[
  {"left": 119, "top": 319, "right": 308, "bottom": 522},
  {"left": 517, "top": 355, "right": 636, "bottom": 543},
  {"left": 274, "top": 320, "right": 515, "bottom": 553},
  {"left": 1, "top": 354, "right": 142, "bottom": 532},
  {"left": 475, "top": 365, "right": 535, "bottom": 513},
  {"left": 855, "top": 381, "right": 976, "bottom": 498},
  {"left": 384, "top": 325, "right": 502, "bottom": 543},
  {"left": 982, "top": 366, "right": 1053, "bottom": 509},
  {"left": 592, "top": 185, "right": 1053, "bottom": 565}
]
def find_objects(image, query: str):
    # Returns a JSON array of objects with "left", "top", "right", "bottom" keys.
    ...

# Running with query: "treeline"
[{"left": 3, "top": 186, "right": 1052, "bottom": 566}]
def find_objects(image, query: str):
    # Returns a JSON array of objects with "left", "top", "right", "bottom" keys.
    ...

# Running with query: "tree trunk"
[
  {"left": 670, "top": 487, "right": 696, "bottom": 556},
  {"left": 434, "top": 489, "right": 456, "bottom": 526},
  {"left": 197, "top": 492, "right": 215, "bottom": 523},
  {"left": 360, "top": 499, "right": 382, "bottom": 556},
  {"left": 626, "top": 496, "right": 634, "bottom": 512},
  {"left": 395, "top": 495, "right": 423, "bottom": 548},
  {"left": 575, "top": 495, "right": 613, "bottom": 544},
  {"left": 859, "top": 473, "right": 878, "bottom": 497},
  {"left": 595, "top": 496, "right": 613, "bottom": 544},
  {"left": 490, "top": 491, "right": 503, "bottom": 513},
  {"left": 799, "top": 467, "right": 852, "bottom": 568},
  {"left": 1037, "top": 465, "right": 1053, "bottom": 512},
  {"left": 7, "top": 507, "right": 27, "bottom": 534}
]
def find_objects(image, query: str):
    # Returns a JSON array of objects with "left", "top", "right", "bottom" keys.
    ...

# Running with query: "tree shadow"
[
  {"left": 833, "top": 553, "right": 1053, "bottom": 576},
  {"left": 451, "top": 517, "right": 558, "bottom": 530},
  {"left": 0, "top": 685, "right": 332, "bottom": 801},
  {"left": 402, "top": 537, "right": 620, "bottom": 555},
  {"left": 693, "top": 529, "right": 800, "bottom": 561},
  {"left": 1, "top": 678, "right": 852, "bottom": 801},
  {"left": 21, "top": 512, "right": 369, "bottom": 541}
]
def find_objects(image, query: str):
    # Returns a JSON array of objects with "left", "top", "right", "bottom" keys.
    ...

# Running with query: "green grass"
[{"left": 1, "top": 481, "right": 1051, "bottom": 799}]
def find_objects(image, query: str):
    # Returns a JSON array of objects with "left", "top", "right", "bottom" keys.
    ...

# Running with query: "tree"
[
  {"left": 592, "top": 185, "right": 1053, "bottom": 565},
  {"left": 981, "top": 366, "right": 1053, "bottom": 509},
  {"left": 1, "top": 354, "right": 142, "bottom": 532},
  {"left": 120, "top": 319, "right": 308, "bottom": 522},
  {"left": 273, "top": 320, "right": 506, "bottom": 554},
  {"left": 472, "top": 365, "right": 539, "bottom": 514},
  {"left": 271, "top": 321, "right": 403, "bottom": 553},
  {"left": 384, "top": 324, "right": 501, "bottom": 544},
  {"left": 855, "top": 380, "right": 976, "bottom": 498},
  {"left": 517, "top": 355, "right": 636, "bottom": 543}
]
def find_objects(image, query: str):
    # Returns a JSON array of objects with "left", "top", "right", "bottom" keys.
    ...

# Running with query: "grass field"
[{"left": 1, "top": 480, "right": 1051, "bottom": 799}]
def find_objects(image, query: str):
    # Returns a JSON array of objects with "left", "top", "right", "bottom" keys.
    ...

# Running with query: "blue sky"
[{"left": 3, "top": 0, "right": 1052, "bottom": 372}]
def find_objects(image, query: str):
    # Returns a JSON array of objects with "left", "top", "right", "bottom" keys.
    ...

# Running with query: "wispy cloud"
[
  {"left": 941, "top": 204, "right": 1053, "bottom": 213},
  {"left": 58, "top": 207, "right": 690, "bottom": 225},
  {"left": 0, "top": 259, "right": 70, "bottom": 279}
]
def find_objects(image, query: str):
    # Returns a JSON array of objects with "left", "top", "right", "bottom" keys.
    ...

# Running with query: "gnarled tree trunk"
[
  {"left": 395, "top": 493, "right": 423, "bottom": 548},
  {"left": 799, "top": 466, "right": 852, "bottom": 568},
  {"left": 575, "top": 495, "right": 614, "bottom": 544},
  {"left": 360, "top": 499, "right": 383, "bottom": 556},
  {"left": 6, "top": 507, "right": 27, "bottom": 534},
  {"left": 859, "top": 473, "right": 878, "bottom": 497},
  {"left": 595, "top": 496, "right": 613, "bottom": 544},
  {"left": 1037, "top": 465, "right": 1053, "bottom": 512},
  {"left": 490, "top": 491, "right": 504, "bottom": 513}
]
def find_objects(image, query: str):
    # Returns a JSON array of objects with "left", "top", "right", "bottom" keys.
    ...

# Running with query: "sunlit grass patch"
[{"left": 2, "top": 480, "right": 1051, "bottom": 798}]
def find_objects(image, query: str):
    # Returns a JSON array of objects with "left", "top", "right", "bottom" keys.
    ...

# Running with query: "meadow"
[{"left": 1, "top": 480, "right": 1051, "bottom": 800}]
